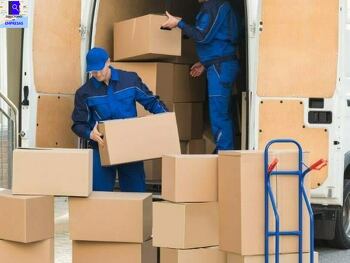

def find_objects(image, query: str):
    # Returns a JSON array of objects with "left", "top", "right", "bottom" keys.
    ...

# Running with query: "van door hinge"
[
  {"left": 79, "top": 24, "right": 88, "bottom": 39},
  {"left": 259, "top": 21, "right": 263, "bottom": 32}
]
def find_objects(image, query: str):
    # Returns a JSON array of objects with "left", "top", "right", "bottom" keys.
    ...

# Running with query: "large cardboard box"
[
  {"left": 12, "top": 148, "right": 92, "bottom": 197},
  {"left": 0, "top": 238, "right": 54, "bottom": 263},
  {"left": 227, "top": 252, "right": 318, "bottom": 263},
  {"left": 114, "top": 14, "right": 181, "bottom": 61},
  {"left": 69, "top": 192, "right": 152, "bottom": 242},
  {"left": 165, "top": 103, "right": 203, "bottom": 140},
  {"left": 180, "top": 139, "right": 206, "bottom": 154},
  {"left": 160, "top": 65, "right": 206, "bottom": 103},
  {"left": 162, "top": 154, "right": 218, "bottom": 202},
  {"left": 0, "top": 190, "right": 54, "bottom": 243},
  {"left": 111, "top": 62, "right": 205, "bottom": 103},
  {"left": 164, "top": 38, "right": 199, "bottom": 64},
  {"left": 160, "top": 246, "right": 226, "bottom": 263},
  {"left": 218, "top": 150, "right": 310, "bottom": 255},
  {"left": 153, "top": 201, "right": 219, "bottom": 249},
  {"left": 144, "top": 159, "right": 162, "bottom": 181},
  {"left": 73, "top": 239, "right": 157, "bottom": 263},
  {"left": 98, "top": 113, "right": 181, "bottom": 166}
]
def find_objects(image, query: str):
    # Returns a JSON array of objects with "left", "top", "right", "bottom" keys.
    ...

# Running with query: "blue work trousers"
[
  {"left": 206, "top": 60, "right": 239, "bottom": 151},
  {"left": 92, "top": 148, "right": 146, "bottom": 192}
]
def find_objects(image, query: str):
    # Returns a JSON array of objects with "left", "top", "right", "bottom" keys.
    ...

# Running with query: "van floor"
[
  {"left": 55, "top": 233, "right": 71, "bottom": 263},
  {"left": 54, "top": 197, "right": 71, "bottom": 263}
]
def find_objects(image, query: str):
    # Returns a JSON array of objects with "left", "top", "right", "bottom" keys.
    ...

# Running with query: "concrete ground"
[
  {"left": 317, "top": 243, "right": 350, "bottom": 263},
  {"left": 54, "top": 197, "right": 350, "bottom": 263}
]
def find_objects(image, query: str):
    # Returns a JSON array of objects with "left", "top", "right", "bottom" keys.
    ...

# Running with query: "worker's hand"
[
  {"left": 90, "top": 122, "right": 104, "bottom": 147},
  {"left": 190, "top": 62, "right": 205, "bottom": 78},
  {"left": 161, "top": 11, "right": 182, "bottom": 29}
]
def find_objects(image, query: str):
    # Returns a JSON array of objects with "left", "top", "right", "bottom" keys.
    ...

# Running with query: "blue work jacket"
[{"left": 71, "top": 67, "right": 168, "bottom": 145}]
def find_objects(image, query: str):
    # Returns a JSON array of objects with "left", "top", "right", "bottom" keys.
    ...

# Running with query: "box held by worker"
[{"left": 98, "top": 113, "right": 181, "bottom": 166}]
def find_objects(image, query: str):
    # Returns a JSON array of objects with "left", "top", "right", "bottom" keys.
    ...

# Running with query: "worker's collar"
[{"left": 91, "top": 66, "right": 119, "bottom": 88}]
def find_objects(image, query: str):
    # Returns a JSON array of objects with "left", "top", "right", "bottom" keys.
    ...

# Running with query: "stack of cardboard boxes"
[
  {"left": 153, "top": 154, "right": 226, "bottom": 263},
  {"left": 0, "top": 148, "right": 93, "bottom": 262},
  {"left": 218, "top": 150, "right": 318, "bottom": 263},
  {"left": 0, "top": 190, "right": 54, "bottom": 263},
  {"left": 112, "top": 14, "right": 208, "bottom": 182},
  {"left": 10, "top": 144, "right": 176, "bottom": 262},
  {"left": 69, "top": 192, "right": 156, "bottom": 263}
]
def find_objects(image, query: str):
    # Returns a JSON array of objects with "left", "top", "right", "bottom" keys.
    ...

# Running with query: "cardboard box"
[
  {"left": 203, "top": 127, "right": 216, "bottom": 154},
  {"left": 162, "top": 154, "right": 218, "bottom": 202},
  {"left": 164, "top": 38, "right": 199, "bottom": 64},
  {"left": 218, "top": 150, "right": 310, "bottom": 255},
  {"left": 0, "top": 190, "right": 54, "bottom": 243},
  {"left": 12, "top": 148, "right": 92, "bottom": 197},
  {"left": 69, "top": 192, "right": 152, "bottom": 242},
  {"left": 227, "top": 252, "right": 318, "bottom": 263},
  {"left": 180, "top": 139, "right": 206, "bottom": 154},
  {"left": 276, "top": 152, "right": 311, "bottom": 254},
  {"left": 160, "top": 64, "right": 206, "bottom": 103},
  {"left": 73, "top": 239, "right": 157, "bottom": 263},
  {"left": 165, "top": 103, "right": 203, "bottom": 140},
  {"left": 0, "top": 238, "right": 54, "bottom": 263},
  {"left": 114, "top": 14, "right": 181, "bottom": 61},
  {"left": 111, "top": 62, "right": 205, "bottom": 103},
  {"left": 160, "top": 246, "right": 226, "bottom": 263},
  {"left": 144, "top": 159, "right": 162, "bottom": 181},
  {"left": 153, "top": 201, "right": 219, "bottom": 249},
  {"left": 98, "top": 113, "right": 181, "bottom": 166}
]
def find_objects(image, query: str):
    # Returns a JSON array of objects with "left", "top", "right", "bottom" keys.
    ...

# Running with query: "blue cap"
[{"left": 86, "top": 47, "right": 109, "bottom": 72}]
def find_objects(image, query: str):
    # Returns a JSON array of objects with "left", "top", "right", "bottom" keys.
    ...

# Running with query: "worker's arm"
[
  {"left": 134, "top": 75, "right": 168, "bottom": 114},
  {"left": 178, "top": 4, "right": 230, "bottom": 45},
  {"left": 71, "top": 91, "right": 92, "bottom": 139}
]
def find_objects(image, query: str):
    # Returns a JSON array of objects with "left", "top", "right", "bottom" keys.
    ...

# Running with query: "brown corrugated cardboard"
[
  {"left": 153, "top": 201, "right": 219, "bottom": 249},
  {"left": 114, "top": 14, "right": 181, "bottom": 61},
  {"left": 111, "top": 62, "right": 205, "bottom": 103},
  {"left": 69, "top": 192, "right": 152, "bottom": 242},
  {"left": 160, "top": 64, "right": 205, "bottom": 103},
  {"left": 162, "top": 154, "right": 218, "bottom": 202},
  {"left": 98, "top": 113, "right": 181, "bottom": 166},
  {"left": 180, "top": 142, "right": 187, "bottom": 154},
  {"left": 12, "top": 148, "right": 92, "bottom": 197},
  {"left": 218, "top": 150, "right": 310, "bottom": 255},
  {"left": 164, "top": 38, "right": 198, "bottom": 64},
  {"left": 0, "top": 190, "right": 54, "bottom": 243},
  {"left": 227, "top": 252, "right": 318, "bottom": 263},
  {"left": 160, "top": 246, "right": 226, "bottom": 263},
  {"left": 73, "top": 239, "right": 157, "bottom": 263},
  {"left": 111, "top": 62, "right": 169, "bottom": 95},
  {"left": 136, "top": 103, "right": 151, "bottom": 118},
  {"left": 144, "top": 159, "right": 162, "bottom": 181},
  {"left": 180, "top": 139, "right": 206, "bottom": 154},
  {"left": 0, "top": 238, "right": 54, "bottom": 263},
  {"left": 165, "top": 103, "right": 203, "bottom": 140},
  {"left": 203, "top": 127, "right": 216, "bottom": 154},
  {"left": 276, "top": 152, "right": 311, "bottom": 253}
]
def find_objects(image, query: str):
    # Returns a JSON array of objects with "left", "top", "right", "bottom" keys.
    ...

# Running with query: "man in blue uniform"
[
  {"left": 162, "top": 0, "right": 240, "bottom": 151},
  {"left": 72, "top": 47, "right": 168, "bottom": 192}
]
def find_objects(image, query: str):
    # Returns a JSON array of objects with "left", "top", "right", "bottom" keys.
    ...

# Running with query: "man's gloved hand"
[
  {"left": 90, "top": 122, "right": 104, "bottom": 146},
  {"left": 190, "top": 62, "right": 205, "bottom": 78},
  {"left": 161, "top": 11, "right": 182, "bottom": 29}
]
